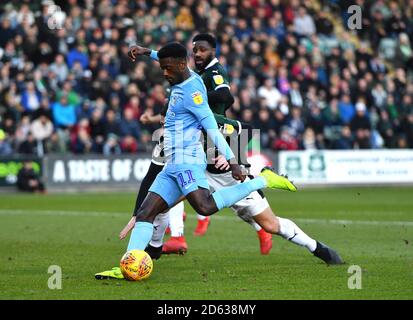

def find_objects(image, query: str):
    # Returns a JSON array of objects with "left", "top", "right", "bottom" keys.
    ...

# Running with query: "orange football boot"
[
  {"left": 162, "top": 236, "right": 188, "bottom": 255},
  {"left": 193, "top": 216, "right": 210, "bottom": 236},
  {"left": 257, "top": 229, "right": 273, "bottom": 255}
]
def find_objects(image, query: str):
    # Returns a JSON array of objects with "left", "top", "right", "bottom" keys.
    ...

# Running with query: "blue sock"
[
  {"left": 127, "top": 222, "right": 154, "bottom": 251},
  {"left": 212, "top": 177, "right": 266, "bottom": 210}
]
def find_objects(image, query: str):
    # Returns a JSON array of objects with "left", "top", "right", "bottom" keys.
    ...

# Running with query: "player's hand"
[
  {"left": 213, "top": 155, "right": 230, "bottom": 171},
  {"left": 119, "top": 216, "right": 136, "bottom": 240},
  {"left": 127, "top": 45, "right": 150, "bottom": 62},
  {"left": 230, "top": 163, "right": 246, "bottom": 182}
]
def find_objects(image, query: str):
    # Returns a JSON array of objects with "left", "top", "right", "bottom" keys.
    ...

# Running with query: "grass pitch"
[{"left": 0, "top": 187, "right": 412, "bottom": 300}]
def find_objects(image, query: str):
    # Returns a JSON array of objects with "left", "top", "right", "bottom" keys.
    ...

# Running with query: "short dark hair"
[
  {"left": 157, "top": 42, "right": 187, "bottom": 59},
  {"left": 192, "top": 33, "right": 217, "bottom": 48}
]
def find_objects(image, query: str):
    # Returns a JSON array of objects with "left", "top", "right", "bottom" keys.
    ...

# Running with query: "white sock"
[
  {"left": 149, "top": 212, "right": 169, "bottom": 247},
  {"left": 235, "top": 213, "right": 261, "bottom": 231},
  {"left": 277, "top": 217, "right": 317, "bottom": 252},
  {"left": 251, "top": 221, "right": 262, "bottom": 232},
  {"left": 197, "top": 213, "right": 208, "bottom": 221},
  {"left": 169, "top": 202, "right": 185, "bottom": 237}
]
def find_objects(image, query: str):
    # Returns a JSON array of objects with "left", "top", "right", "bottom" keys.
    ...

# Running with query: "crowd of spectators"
[{"left": 0, "top": 0, "right": 413, "bottom": 158}]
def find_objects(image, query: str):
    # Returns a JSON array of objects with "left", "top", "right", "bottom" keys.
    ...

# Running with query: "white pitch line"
[
  {"left": 0, "top": 209, "right": 413, "bottom": 227},
  {"left": 294, "top": 218, "right": 413, "bottom": 227},
  {"left": 0, "top": 209, "right": 126, "bottom": 217}
]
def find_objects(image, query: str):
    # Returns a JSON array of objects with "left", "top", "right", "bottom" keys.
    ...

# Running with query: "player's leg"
[
  {"left": 215, "top": 171, "right": 342, "bottom": 263},
  {"left": 194, "top": 213, "right": 210, "bottom": 236},
  {"left": 193, "top": 172, "right": 216, "bottom": 236},
  {"left": 127, "top": 192, "right": 169, "bottom": 251},
  {"left": 127, "top": 168, "right": 182, "bottom": 252},
  {"left": 210, "top": 167, "right": 298, "bottom": 213},
  {"left": 95, "top": 192, "right": 169, "bottom": 280},
  {"left": 162, "top": 202, "right": 188, "bottom": 254},
  {"left": 231, "top": 189, "right": 274, "bottom": 255},
  {"left": 145, "top": 211, "right": 169, "bottom": 260},
  {"left": 95, "top": 162, "right": 165, "bottom": 279},
  {"left": 252, "top": 208, "right": 344, "bottom": 264},
  {"left": 253, "top": 208, "right": 316, "bottom": 251},
  {"left": 224, "top": 174, "right": 273, "bottom": 255},
  {"left": 206, "top": 171, "right": 272, "bottom": 253},
  {"left": 183, "top": 166, "right": 293, "bottom": 216},
  {"left": 237, "top": 211, "right": 273, "bottom": 255},
  {"left": 132, "top": 161, "right": 164, "bottom": 215},
  {"left": 187, "top": 178, "right": 262, "bottom": 215},
  {"left": 167, "top": 201, "right": 185, "bottom": 237}
]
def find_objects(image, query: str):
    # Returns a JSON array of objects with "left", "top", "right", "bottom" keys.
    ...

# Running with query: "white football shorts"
[{"left": 206, "top": 170, "right": 269, "bottom": 221}]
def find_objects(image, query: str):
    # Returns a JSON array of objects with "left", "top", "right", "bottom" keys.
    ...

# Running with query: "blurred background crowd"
[{"left": 0, "top": 0, "right": 413, "bottom": 157}]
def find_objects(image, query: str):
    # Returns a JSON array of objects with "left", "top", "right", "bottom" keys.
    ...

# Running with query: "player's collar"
[
  {"left": 174, "top": 73, "right": 196, "bottom": 88},
  {"left": 205, "top": 58, "right": 219, "bottom": 70}
]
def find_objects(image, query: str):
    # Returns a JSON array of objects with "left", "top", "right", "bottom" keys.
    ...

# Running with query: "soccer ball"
[{"left": 120, "top": 250, "right": 153, "bottom": 281}]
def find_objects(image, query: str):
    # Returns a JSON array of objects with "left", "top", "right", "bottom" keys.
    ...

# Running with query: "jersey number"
[{"left": 178, "top": 170, "right": 196, "bottom": 188}]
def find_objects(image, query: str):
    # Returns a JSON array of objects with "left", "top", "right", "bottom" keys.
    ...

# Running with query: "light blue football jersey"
[{"left": 163, "top": 71, "right": 214, "bottom": 165}]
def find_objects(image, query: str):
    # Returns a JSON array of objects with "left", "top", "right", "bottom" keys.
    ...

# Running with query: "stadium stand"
[{"left": 0, "top": 0, "right": 412, "bottom": 157}]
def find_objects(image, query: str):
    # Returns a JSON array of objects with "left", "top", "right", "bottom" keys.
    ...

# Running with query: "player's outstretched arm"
[
  {"left": 214, "top": 113, "right": 242, "bottom": 135},
  {"left": 128, "top": 45, "right": 159, "bottom": 62},
  {"left": 185, "top": 89, "right": 245, "bottom": 181},
  {"left": 208, "top": 87, "right": 234, "bottom": 110},
  {"left": 200, "top": 115, "right": 245, "bottom": 181}
]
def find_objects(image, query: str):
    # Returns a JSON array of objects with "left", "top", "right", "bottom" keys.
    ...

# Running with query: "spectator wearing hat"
[{"left": 351, "top": 101, "right": 372, "bottom": 149}]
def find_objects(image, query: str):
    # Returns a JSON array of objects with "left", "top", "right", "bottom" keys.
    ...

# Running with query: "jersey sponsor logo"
[
  {"left": 169, "top": 95, "right": 177, "bottom": 106},
  {"left": 167, "top": 110, "right": 175, "bottom": 118},
  {"left": 222, "top": 123, "right": 235, "bottom": 135},
  {"left": 213, "top": 75, "right": 224, "bottom": 85},
  {"left": 191, "top": 91, "right": 203, "bottom": 105}
]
